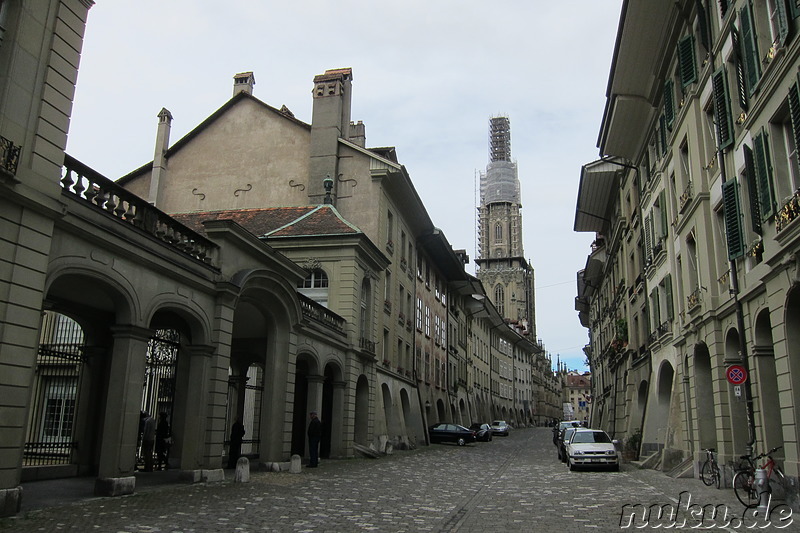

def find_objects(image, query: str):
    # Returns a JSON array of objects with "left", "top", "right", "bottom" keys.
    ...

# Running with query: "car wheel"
[
  {"left": 569, "top": 460, "right": 577, "bottom": 472},
  {"left": 457, "top": 438, "right": 466, "bottom": 446}
]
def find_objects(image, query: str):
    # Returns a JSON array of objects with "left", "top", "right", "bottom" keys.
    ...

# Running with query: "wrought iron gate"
[
  {"left": 137, "top": 328, "right": 179, "bottom": 467},
  {"left": 24, "top": 313, "right": 87, "bottom": 466}
]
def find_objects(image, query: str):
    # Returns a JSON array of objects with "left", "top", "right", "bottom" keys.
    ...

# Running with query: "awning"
[{"left": 574, "top": 159, "right": 621, "bottom": 233}]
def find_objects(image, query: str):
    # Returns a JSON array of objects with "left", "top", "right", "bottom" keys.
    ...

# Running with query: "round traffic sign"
[{"left": 726, "top": 364, "right": 748, "bottom": 385}]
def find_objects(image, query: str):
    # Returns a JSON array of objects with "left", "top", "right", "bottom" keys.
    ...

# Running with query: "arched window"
[
  {"left": 495, "top": 284, "right": 505, "bottom": 317},
  {"left": 298, "top": 268, "right": 329, "bottom": 307},
  {"left": 495, "top": 223, "right": 503, "bottom": 243},
  {"left": 300, "top": 268, "right": 328, "bottom": 288}
]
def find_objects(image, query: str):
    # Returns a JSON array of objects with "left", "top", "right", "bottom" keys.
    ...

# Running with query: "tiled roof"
[{"left": 171, "top": 205, "right": 362, "bottom": 239}]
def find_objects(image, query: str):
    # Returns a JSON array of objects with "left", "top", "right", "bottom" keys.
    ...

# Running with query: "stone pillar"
[
  {"left": 329, "top": 380, "right": 347, "bottom": 457},
  {"left": 95, "top": 325, "right": 152, "bottom": 496},
  {"left": 172, "top": 344, "right": 216, "bottom": 472}
]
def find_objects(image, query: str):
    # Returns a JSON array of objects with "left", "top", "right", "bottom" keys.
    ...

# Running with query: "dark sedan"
[
  {"left": 469, "top": 423, "right": 493, "bottom": 442},
  {"left": 428, "top": 423, "right": 477, "bottom": 446}
]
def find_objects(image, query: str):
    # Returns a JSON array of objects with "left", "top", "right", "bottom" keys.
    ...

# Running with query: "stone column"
[
  {"left": 329, "top": 380, "right": 347, "bottom": 457},
  {"left": 95, "top": 325, "right": 152, "bottom": 497},
  {"left": 172, "top": 344, "right": 216, "bottom": 473}
]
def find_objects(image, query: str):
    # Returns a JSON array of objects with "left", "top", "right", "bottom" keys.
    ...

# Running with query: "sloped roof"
[
  {"left": 117, "top": 91, "right": 310, "bottom": 185},
  {"left": 171, "top": 205, "right": 362, "bottom": 240}
]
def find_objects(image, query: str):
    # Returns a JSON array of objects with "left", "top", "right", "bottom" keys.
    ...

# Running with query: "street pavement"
[{"left": 0, "top": 428, "right": 794, "bottom": 532}]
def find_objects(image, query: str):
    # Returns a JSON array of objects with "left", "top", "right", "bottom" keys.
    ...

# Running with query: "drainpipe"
[
  {"left": 703, "top": 19, "right": 757, "bottom": 454},
  {"left": 717, "top": 148, "right": 757, "bottom": 456}
]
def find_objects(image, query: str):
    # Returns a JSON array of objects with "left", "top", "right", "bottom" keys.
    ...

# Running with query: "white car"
[{"left": 565, "top": 429, "right": 619, "bottom": 471}]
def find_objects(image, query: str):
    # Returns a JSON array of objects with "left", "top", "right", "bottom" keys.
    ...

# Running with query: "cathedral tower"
[{"left": 476, "top": 116, "right": 536, "bottom": 338}]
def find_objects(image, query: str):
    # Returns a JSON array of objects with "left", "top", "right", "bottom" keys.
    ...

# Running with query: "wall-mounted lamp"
[
  {"left": 425, "top": 400, "right": 431, "bottom": 410},
  {"left": 323, "top": 174, "right": 334, "bottom": 204}
]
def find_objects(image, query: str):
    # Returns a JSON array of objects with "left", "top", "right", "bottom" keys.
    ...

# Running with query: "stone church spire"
[{"left": 476, "top": 116, "right": 536, "bottom": 338}]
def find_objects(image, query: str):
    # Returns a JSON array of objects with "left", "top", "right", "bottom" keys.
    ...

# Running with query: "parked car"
[
  {"left": 565, "top": 428, "right": 619, "bottom": 471},
  {"left": 469, "top": 423, "right": 493, "bottom": 442},
  {"left": 553, "top": 420, "right": 582, "bottom": 446},
  {"left": 428, "top": 423, "right": 477, "bottom": 446},
  {"left": 490, "top": 420, "right": 510, "bottom": 436},
  {"left": 557, "top": 427, "right": 579, "bottom": 462}
]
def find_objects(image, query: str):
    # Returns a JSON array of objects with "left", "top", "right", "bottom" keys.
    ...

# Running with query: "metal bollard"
[{"left": 755, "top": 468, "right": 770, "bottom": 516}]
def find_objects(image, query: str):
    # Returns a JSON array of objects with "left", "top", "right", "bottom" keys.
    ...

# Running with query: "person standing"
[
  {"left": 307, "top": 411, "right": 322, "bottom": 468},
  {"left": 228, "top": 417, "right": 245, "bottom": 469},
  {"left": 155, "top": 412, "right": 172, "bottom": 470},
  {"left": 141, "top": 412, "right": 156, "bottom": 472}
]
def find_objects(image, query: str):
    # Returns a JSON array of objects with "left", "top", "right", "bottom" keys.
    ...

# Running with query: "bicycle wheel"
[
  {"left": 701, "top": 460, "right": 714, "bottom": 486},
  {"left": 710, "top": 462, "right": 720, "bottom": 489},
  {"left": 733, "top": 470, "right": 758, "bottom": 507}
]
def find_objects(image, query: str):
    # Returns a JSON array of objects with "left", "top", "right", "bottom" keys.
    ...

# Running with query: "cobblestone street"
[{"left": 1, "top": 428, "right": 789, "bottom": 532}]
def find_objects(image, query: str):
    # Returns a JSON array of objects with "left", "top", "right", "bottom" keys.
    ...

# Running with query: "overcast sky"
[{"left": 66, "top": 1, "right": 623, "bottom": 373}]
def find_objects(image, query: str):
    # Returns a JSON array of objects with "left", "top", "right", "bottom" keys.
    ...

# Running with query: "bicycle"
[
  {"left": 732, "top": 446, "right": 785, "bottom": 508},
  {"left": 700, "top": 448, "right": 720, "bottom": 488}
]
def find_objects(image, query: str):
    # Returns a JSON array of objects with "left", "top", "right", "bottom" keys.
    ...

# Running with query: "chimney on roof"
[
  {"left": 309, "top": 68, "right": 353, "bottom": 206},
  {"left": 349, "top": 120, "right": 365, "bottom": 147},
  {"left": 148, "top": 107, "right": 172, "bottom": 206},
  {"left": 233, "top": 71, "right": 255, "bottom": 96}
]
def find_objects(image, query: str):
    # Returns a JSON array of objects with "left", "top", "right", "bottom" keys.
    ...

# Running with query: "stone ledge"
[
  {"left": 94, "top": 476, "right": 135, "bottom": 497},
  {"left": 0, "top": 487, "right": 22, "bottom": 518}
]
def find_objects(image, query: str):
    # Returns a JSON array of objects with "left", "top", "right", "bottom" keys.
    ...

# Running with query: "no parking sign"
[{"left": 726, "top": 364, "right": 748, "bottom": 385}]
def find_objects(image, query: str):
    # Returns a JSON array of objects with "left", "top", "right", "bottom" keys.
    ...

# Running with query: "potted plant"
[{"left": 623, "top": 428, "right": 642, "bottom": 461}]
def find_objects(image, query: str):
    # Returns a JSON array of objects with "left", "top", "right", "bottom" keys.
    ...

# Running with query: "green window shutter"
[
  {"left": 665, "top": 275, "right": 674, "bottom": 320},
  {"left": 644, "top": 213, "right": 653, "bottom": 261},
  {"left": 722, "top": 178, "right": 745, "bottom": 260},
  {"left": 788, "top": 80, "right": 800, "bottom": 155},
  {"left": 718, "top": 0, "right": 729, "bottom": 18},
  {"left": 732, "top": 29, "right": 749, "bottom": 111},
  {"left": 696, "top": 0, "right": 710, "bottom": 51},
  {"left": 660, "top": 115, "right": 668, "bottom": 156},
  {"left": 775, "top": 0, "right": 791, "bottom": 46},
  {"left": 652, "top": 290, "right": 661, "bottom": 328},
  {"left": 753, "top": 130, "right": 776, "bottom": 220},
  {"left": 739, "top": 2, "right": 761, "bottom": 96},
  {"left": 664, "top": 80, "right": 675, "bottom": 129},
  {"left": 678, "top": 35, "right": 697, "bottom": 87},
  {"left": 743, "top": 145, "right": 763, "bottom": 234},
  {"left": 712, "top": 67, "right": 734, "bottom": 150},
  {"left": 659, "top": 190, "right": 669, "bottom": 237},
  {"left": 790, "top": 0, "right": 800, "bottom": 19}
]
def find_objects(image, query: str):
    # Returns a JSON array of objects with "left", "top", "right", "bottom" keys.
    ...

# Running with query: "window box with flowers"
[
  {"left": 398, "top": 312, "right": 406, "bottom": 325},
  {"left": 397, "top": 366, "right": 404, "bottom": 374},
  {"left": 386, "top": 240, "right": 394, "bottom": 255},
  {"left": 746, "top": 238, "right": 763, "bottom": 262},
  {"left": 382, "top": 359, "right": 390, "bottom": 366},
  {"left": 384, "top": 299, "right": 392, "bottom": 313},
  {"left": 776, "top": 190, "right": 800, "bottom": 234},
  {"left": 400, "top": 257, "right": 408, "bottom": 271}
]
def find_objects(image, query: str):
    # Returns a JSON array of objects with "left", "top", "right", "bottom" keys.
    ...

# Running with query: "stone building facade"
[
  {"left": 576, "top": 0, "right": 800, "bottom": 508},
  {"left": 0, "top": 2, "right": 562, "bottom": 517}
]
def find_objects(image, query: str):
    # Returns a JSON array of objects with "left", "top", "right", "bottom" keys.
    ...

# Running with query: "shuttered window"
[
  {"left": 788, "top": 80, "right": 800, "bottom": 158},
  {"left": 664, "top": 80, "right": 675, "bottom": 129},
  {"left": 739, "top": 2, "right": 761, "bottom": 96},
  {"left": 712, "top": 67, "right": 734, "bottom": 150},
  {"left": 753, "top": 130, "right": 776, "bottom": 221},
  {"left": 665, "top": 275, "right": 674, "bottom": 321},
  {"left": 722, "top": 178, "right": 745, "bottom": 260},
  {"left": 743, "top": 145, "right": 763, "bottom": 234},
  {"left": 659, "top": 191, "right": 669, "bottom": 238},
  {"left": 678, "top": 35, "right": 697, "bottom": 88},
  {"left": 718, "top": 0, "right": 729, "bottom": 18},
  {"left": 732, "top": 29, "right": 749, "bottom": 111},
  {"left": 773, "top": 0, "right": 791, "bottom": 47}
]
